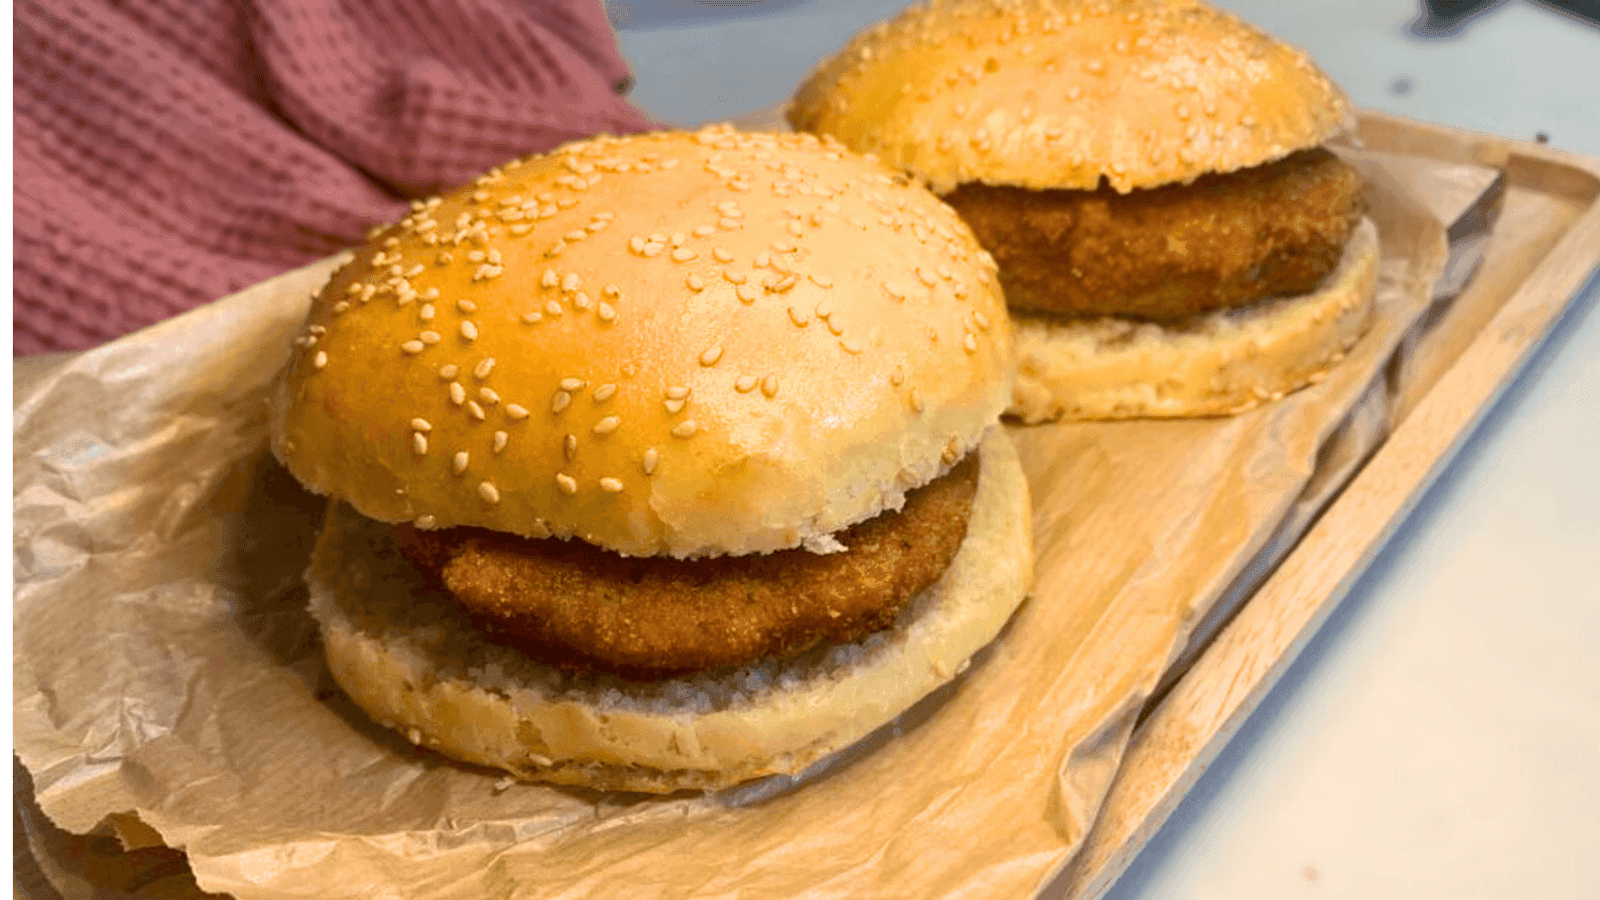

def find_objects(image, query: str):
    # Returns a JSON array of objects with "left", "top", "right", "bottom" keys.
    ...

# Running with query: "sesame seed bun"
[
  {"left": 306, "top": 428, "right": 1032, "bottom": 793},
  {"left": 788, "top": 0, "right": 1356, "bottom": 196},
  {"left": 271, "top": 126, "right": 1014, "bottom": 558},
  {"left": 788, "top": 0, "right": 1376, "bottom": 421}
]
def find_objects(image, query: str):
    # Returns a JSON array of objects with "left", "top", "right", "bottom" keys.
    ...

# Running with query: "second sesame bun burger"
[
  {"left": 269, "top": 126, "right": 1032, "bottom": 793},
  {"left": 789, "top": 0, "right": 1380, "bottom": 422}
]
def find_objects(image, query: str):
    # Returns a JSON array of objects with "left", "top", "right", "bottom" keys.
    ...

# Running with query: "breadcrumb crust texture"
[
  {"left": 789, "top": 0, "right": 1355, "bottom": 194},
  {"left": 270, "top": 127, "right": 1014, "bottom": 558}
]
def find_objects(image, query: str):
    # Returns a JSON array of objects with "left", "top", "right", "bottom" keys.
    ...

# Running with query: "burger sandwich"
[
  {"left": 270, "top": 126, "right": 1032, "bottom": 793},
  {"left": 789, "top": 0, "right": 1379, "bottom": 422}
]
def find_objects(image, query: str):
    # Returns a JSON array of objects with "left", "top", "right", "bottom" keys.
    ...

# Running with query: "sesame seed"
[
  {"left": 761, "top": 374, "right": 779, "bottom": 398},
  {"left": 572, "top": 292, "right": 591, "bottom": 310},
  {"left": 421, "top": 331, "right": 442, "bottom": 344},
  {"left": 474, "top": 358, "right": 496, "bottom": 379},
  {"left": 450, "top": 382, "right": 466, "bottom": 404},
  {"left": 416, "top": 514, "right": 438, "bottom": 529},
  {"left": 545, "top": 300, "right": 563, "bottom": 316},
  {"left": 788, "top": 307, "right": 809, "bottom": 328},
  {"left": 313, "top": 351, "right": 328, "bottom": 369},
  {"left": 723, "top": 270, "right": 748, "bottom": 285},
  {"left": 479, "top": 387, "right": 500, "bottom": 405},
  {"left": 712, "top": 248, "right": 734, "bottom": 263},
  {"left": 840, "top": 338, "right": 862, "bottom": 354},
  {"left": 507, "top": 404, "right": 529, "bottom": 420},
  {"left": 420, "top": 304, "right": 436, "bottom": 321},
  {"left": 491, "top": 431, "right": 508, "bottom": 453},
  {"left": 593, "top": 383, "right": 617, "bottom": 402},
  {"left": 599, "top": 477, "right": 624, "bottom": 493},
  {"left": 735, "top": 375, "right": 758, "bottom": 393},
  {"left": 642, "top": 447, "right": 659, "bottom": 475},
  {"left": 564, "top": 434, "right": 577, "bottom": 458},
  {"left": 771, "top": 273, "right": 798, "bottom": 293},
  {"left": 552, "top": 391, "right": 572, "bottom": 413},
  {"left": 700, "top": 345, "right": 724, "bottom": 366},
  {"left": 562, "top": 273, "right": 582, "bottom": 293},
  {"left": 402, "top": 340, "right": 426, "bottom": 354},
  {"left": 963, "top": 333, "right": 978, "bottom": 353},
  {"left": 603, "top": 283, "right": 622, "bottom": 297},
  {"left": 556, "top": 474, "right": 578, "bottom": 495},
  {"left": 686, "top": 273, "right": 705, "bottom": 291},
  {"left": 664, "top": 398, "right": 687, "bottom": 414},
  {"left": 467, "top": 402, "right": 486, "bottom": 420},
  {"left": 412, "top": 433, "right": 429, "bottom": 455},
  {"left": 453, "top": 451, "right": 470, "bottom": 474},
  {"left": 882, "top": 281, "right": 906, "bottom": 300},
  {"left": 910, "top": 389, "right": 924, "bottom": 413},
  {"left": 478, "top": 481, "right": 501, "bottom": 504},
  {"left": 422, "top": 287, "right": 439, "bottom": 300},
  {"left": 472, "top": 190, "right": 489, "bottom": 202},
  {"left": 671, "top": 420, "right": 698, "bottom": 438},
  {"left": 809, "top": 273, "right": 834, "bottom": 289},
  {"left": 560, "top": 377, "right": 585, "bottom": 392},
  {"left": 467, "top": 250, "right": 486, "bottom": 263},
  {"left": 665, "top": 385, "right": 690, "bottom": 399},
  {"left": 693, "top": 225, "right": 716, "bottom": 238},
  {"left": 737, "top": 284, "right": 760, "bottom": 304},
  {"left": 460, "top": 321, "right": 478, "bottom": 341},
  {"left": 890, "top": 367, "right": 905, "bottom": 386},
  {"left": 510, "top": 224, "right": 533, "bottom": 236},
  {"left": 592, "top": 416, "right": 620, "bottom": 435}
]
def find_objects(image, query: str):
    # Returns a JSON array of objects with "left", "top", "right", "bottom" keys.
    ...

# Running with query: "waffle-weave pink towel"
[{"left": 14, "top": 0, "right": 658, "bottom": 355}]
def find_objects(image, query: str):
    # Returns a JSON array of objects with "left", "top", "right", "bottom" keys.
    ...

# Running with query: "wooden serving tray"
[
  {"left": 13, "top": 112, "right": 1600, "bottom": 900},
  {"left": 1047, "top": 111, "right": 1600, "bottom": 900}
]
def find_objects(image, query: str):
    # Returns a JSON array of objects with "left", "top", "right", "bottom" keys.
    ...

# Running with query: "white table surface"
[{"left": 610, "top": 2, "right": 1600, "bottom": 897}]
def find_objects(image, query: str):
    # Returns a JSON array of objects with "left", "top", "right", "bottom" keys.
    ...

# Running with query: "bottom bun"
[
  {"left": 1008, "top": 217, "right": 1379, "bottom": 423},
  {"left": 307, "top": 429, "right": 1033, "bottom": 793}
]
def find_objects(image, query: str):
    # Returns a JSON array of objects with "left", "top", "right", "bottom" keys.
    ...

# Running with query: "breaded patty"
[
  {"left": 396, "top": 453, "right": 981, "bottom": 677},
  {"left": 941, "top": 149, "right": 1365, "bottom": 322}
]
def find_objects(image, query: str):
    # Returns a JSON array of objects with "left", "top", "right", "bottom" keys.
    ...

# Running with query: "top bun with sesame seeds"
[
  {"left": 270, "top": 125, "right": 1015, "bottom": 559},
  {"left": 788, "top": 0, "right": 1355, "bottom": 196},
  {"left": 789, "top": 0, "right": 1379, "bottom": 423}
]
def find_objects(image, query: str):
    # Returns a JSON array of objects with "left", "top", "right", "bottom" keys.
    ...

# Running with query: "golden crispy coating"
[
  {"left": 941, "top": 149, "right": 1365, "bottom": 322},
  {"left": 396, "top": 453, "right": 981, "bottom": 677}
]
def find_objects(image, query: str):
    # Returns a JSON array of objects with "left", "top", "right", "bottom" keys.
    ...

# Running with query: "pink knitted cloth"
[{"left": 13, "top": 0, "right": 658, "bottom": 355}]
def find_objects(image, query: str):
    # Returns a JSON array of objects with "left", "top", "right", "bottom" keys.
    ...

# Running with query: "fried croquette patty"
[
  {"left": 941, "top": 148, "right": 1365, "bottom": 322},
  {"left": 395, "top": 453, "right": 982, "bottom": 678}
]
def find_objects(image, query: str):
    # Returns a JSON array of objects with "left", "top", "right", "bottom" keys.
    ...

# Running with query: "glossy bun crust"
[
  {"left": 271, "top": 127, "right": 1014, "bottom": 558},
  {"left": 789, "top": 0, "right": 1355, "bottom": 194}
]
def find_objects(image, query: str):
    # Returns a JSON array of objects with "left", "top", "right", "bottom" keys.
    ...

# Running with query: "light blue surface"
[{"left": 612, "top": 3, "right": 1600, "bottom": 897}]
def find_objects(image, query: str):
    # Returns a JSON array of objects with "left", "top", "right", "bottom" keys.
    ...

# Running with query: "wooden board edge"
[{"left": 1051, "top": 141, "right": 1600, "bottom": 899}]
